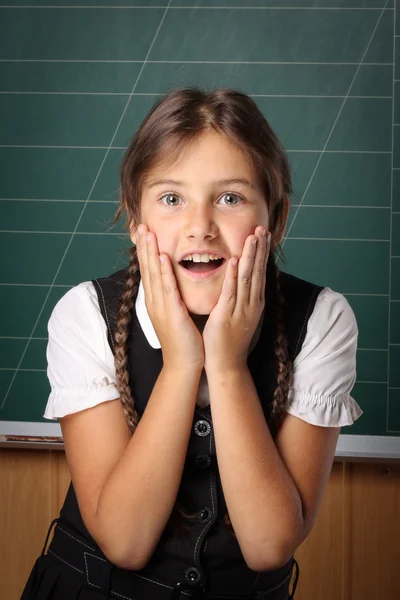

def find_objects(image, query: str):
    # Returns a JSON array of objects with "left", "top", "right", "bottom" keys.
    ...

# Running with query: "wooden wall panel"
[
  {"left": 55, "top": 451, "right": 71, "bottom": 511},
  {"left": 1, "top": 450, "right": 399, "bottom": 600},
  {"left": 293, "top": 462, "right": 344, "bottom": 600},
  {"left": 349, "top": 463, "right": 400, "bottom": 599},
  {"left": 0, "top": 450, "right": 55, "bottom": 598}
]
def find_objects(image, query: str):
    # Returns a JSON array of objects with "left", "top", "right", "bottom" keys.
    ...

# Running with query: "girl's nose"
[{"left": 184, "top": 205, "right": 219, "bottom": 240}]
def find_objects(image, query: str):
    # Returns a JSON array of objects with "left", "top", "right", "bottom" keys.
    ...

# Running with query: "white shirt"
[{"left": 44, "top": 280, "right": 363, "bottom": 428}]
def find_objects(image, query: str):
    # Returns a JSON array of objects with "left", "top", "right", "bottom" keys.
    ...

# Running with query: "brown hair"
[{"left": 112, "top": 87, "right": 293, "bottom": 536}]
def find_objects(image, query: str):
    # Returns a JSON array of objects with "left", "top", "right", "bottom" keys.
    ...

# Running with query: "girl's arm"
[
  {"left": 202, "top": 228, "right": 341, "bottom": 570},
  {"left": 61, "top": 363, "right": 202, "bottom": 571},
  {"left": 61, "top": 225, "right": 206, "bottom": 570},
  {"left": 207, "top": 366, "right": 340, "bottom": 571}
]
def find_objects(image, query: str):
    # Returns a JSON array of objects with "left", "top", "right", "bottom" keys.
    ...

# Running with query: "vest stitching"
[
  {"left": 83, "top": 551, "right": 194, "bottom": 598},
  {"left": 194, "top": 408, "right": 211, "bottom": 422},
  {"left": 263, "top": 571, "right": 292, "bottom": 595},
  {"left": 193, "top": 428, "right": 215, "bottom": 567},
  {"left": 130, "top": 574, "right": 192, "bottom": 595},
  {"left": 209, "top": 429, "right": 215, "bottom": 518},
  {"left": 293, "top": 288, "right": 321, "bottom": 358},
  {"left": 107, "top": 591, "right": 133, "bottom": 600},
  {"left": 57, "top": 524, "right": 96, "bottom": 551},
  {"left": 251, "top": 571, "right": 260, "bottom": 590},
  {"left": 49, "top": 547, "right": 194, "bottom": 600},
  {"left": 47, "top": 549, "right": 84, "bottom": 574},
  {"left": 124, "top": 571, "right": 176, "bottom": 591},
  {"left": 93, "top": 279, "right": 115, "bottom": 350},
  {"left": 54, "top": 528, "right": 187, "bottom": 595},
  {"left": 83, "top": 552, "right": 103, "bottom": 589},
  {"left": 83, "top": 552, "right": 143, "bottom": 600}
]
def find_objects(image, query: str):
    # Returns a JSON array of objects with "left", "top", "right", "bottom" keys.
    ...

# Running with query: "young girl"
[{"left": 21, "top": 87, "right": 363, "bottom": 600}]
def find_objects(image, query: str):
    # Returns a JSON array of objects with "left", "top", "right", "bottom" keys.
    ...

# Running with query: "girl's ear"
[
  {"left": 129, "top": 222, "right": 139, "bottom": 245},
  {"left": 272, "top": 196, "right": 290, "bottom": 247}
]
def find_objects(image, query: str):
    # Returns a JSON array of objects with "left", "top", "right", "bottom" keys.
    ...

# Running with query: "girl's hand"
[
  {"left": 202, "top": 226, "right": 270, "bottom": 375},
  {"left": 136, "top": 224, "right": 205, "bottom": 372}
]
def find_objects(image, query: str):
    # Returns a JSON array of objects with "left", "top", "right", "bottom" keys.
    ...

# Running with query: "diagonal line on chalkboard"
[
  {"left": 282, "top": 0, "right": 390, "bottom": 247},
  {"left": 0, "top": 1, "right": 173, "bottom": 412}
]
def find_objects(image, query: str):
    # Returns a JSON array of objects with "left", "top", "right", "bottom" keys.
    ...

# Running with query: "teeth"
[{"left": 183, "top": 253, "right": 223, "bottom": 263}]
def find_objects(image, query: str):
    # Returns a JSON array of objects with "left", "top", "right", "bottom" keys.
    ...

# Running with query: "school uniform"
[{"left": 21, "top": 266, "right": 363, "bottom": 600}]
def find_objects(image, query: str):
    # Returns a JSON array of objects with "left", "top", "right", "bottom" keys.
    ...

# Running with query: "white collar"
[
  {"left": 135, "top": 279, "right": 161, "bottom": 349},
  {"left": 135, "top": 279, "right": 265, "bottom": 353}
]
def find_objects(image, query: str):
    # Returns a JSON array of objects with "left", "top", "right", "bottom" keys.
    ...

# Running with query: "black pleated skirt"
[{"left": 21, "top": 553, "right": 111, "bottom": 600}]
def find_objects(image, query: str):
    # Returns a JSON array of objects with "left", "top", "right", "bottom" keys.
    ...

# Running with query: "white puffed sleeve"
[
  {"left": 285, "top": 287, "right": 363, "bottom": 428},
  {"left": 43, "top": 281, "right": 120, "bottom": 420}
]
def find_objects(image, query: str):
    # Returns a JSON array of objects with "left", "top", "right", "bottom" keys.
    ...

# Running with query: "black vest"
[{"left": 58, "top": 267, "right": 323, "bottom": 595}]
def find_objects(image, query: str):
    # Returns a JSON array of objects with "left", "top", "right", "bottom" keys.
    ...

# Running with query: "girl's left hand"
[{"left": 203, "top": 226, "right": 271, "bottom": 375}]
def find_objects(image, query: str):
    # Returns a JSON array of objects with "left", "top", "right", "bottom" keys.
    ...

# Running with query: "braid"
[
  {"left": 114, "top": 246, "right": 141, "bottom": 433},
  {"left": 268, "top": 252, "right": 293, "bottom": 438},
  {"left": 112, "top": 247, "right": 198, "bottom": 537}
]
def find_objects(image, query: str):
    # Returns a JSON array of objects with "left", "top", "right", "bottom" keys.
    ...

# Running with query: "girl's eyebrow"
[{"left": 146, "top": 178, "right": 256, "bottom": 190}]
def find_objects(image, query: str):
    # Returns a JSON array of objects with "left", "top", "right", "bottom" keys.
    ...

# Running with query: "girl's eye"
[
  {"left": 160, "top": 193, "right": 182, "bottom": 206},
  {"left": 218, "top": 193, "right": 242, "bottom": 206}
]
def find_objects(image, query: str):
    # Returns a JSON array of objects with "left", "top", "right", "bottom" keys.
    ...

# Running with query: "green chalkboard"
[{"left": 0, "top": 1, "right": 399, "bottom": 440}]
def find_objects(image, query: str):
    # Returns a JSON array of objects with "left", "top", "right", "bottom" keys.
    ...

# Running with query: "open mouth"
[{"left": 179, "top": 258, "right": 225, "bottom": 273}]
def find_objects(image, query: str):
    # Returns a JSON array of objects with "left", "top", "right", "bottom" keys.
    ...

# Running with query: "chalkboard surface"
[{"left": 0, "top": 1, "right": 399, "bottom": 441}]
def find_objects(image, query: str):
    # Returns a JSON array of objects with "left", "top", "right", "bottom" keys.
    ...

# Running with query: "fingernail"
[
  {"left": 146, "top": 234, "right": 151, "bottom": 243},
  {"left": 260, "top": 227, "right": 266, "bottom": 236},
  {"left": 267, "top": 233, "right": 271, "bottom": 243},
  {"left": 137, "top": 225, "right": 143, "bottom": 236}
]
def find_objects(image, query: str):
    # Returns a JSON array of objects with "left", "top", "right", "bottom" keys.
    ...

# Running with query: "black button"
[
  {"left": 195, "top": 454, "right": 212, "bottom": 469},
  {"left": 198, "top": 507, "right": 212, "bottom": 524},
  {"left": 184, "top": 567, "right": 201, "bottom": 585},
  {"left": 194, "top": 420, "right": 211, "bottom": 437}
]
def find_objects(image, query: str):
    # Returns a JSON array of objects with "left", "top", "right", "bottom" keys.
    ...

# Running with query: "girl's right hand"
[{"left": 135, "top": 224, "right": 205, "bottom": 372}]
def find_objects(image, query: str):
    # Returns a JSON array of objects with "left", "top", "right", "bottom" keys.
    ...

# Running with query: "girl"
[{"left": 21, "top": 88, "right": 363, "bottom": 600}]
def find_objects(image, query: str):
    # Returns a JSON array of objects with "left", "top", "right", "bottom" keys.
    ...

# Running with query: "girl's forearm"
[
  {"left": 207, "top": 366, "right": 304, "bottom": 571},
  {"left": 95, "top": 365, "right": 202, "bottom": 570}
]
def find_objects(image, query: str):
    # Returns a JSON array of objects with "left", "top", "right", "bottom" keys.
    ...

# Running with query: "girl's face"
[{"left": 132, "top": 130, "right": 271, "bottom": 315}]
